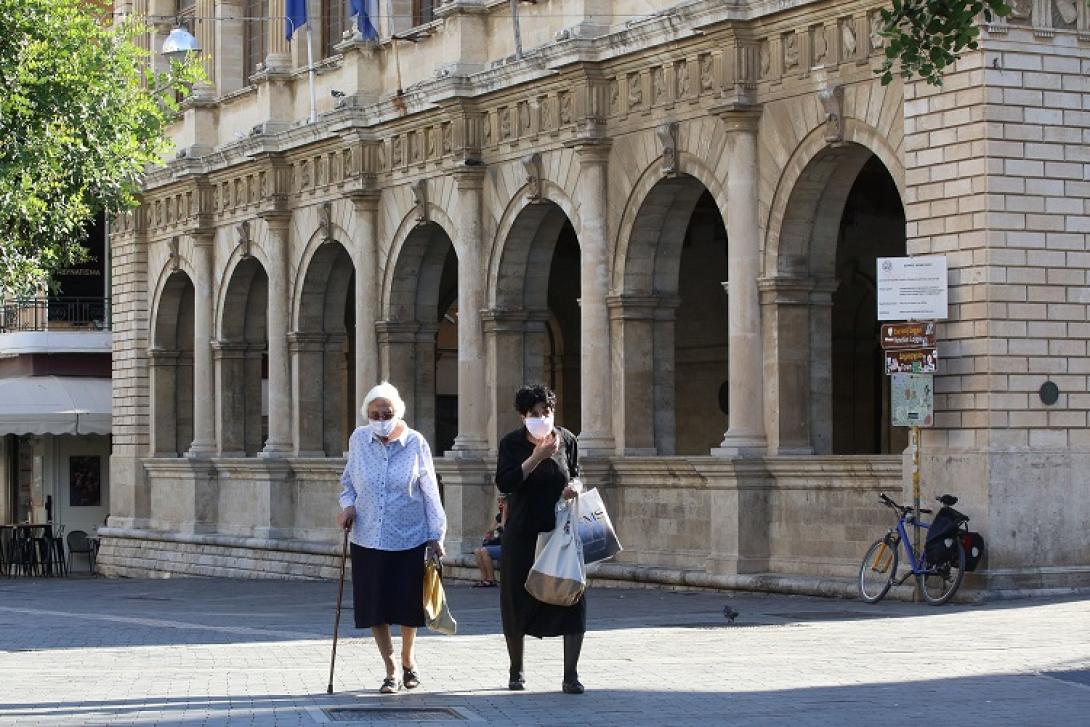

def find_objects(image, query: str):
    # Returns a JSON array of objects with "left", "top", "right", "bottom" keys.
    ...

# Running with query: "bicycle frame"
[{"left": 894, "top": 512, "right": 930, "bottom": 577}]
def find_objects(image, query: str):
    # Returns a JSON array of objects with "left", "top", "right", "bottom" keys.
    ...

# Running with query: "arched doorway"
[
  {"left": 616, "top": 175, "right": 728, "bottom": 455},
  {"left": 765, "top": 143, "right": 906, "bottom": 455},
  {"left": 487, "top": 201, "right": 581, "bottom": 444},
  {"left": 382, "top": 222, "right": 456, "bottom": 452},
  {"left": 216, "top": 257, "right": 268, "bottom": 457},
  {"left": 294, "top": 241, "right": 355, "bottom": 456},
  {"left": 832, "top": 156, "right": 907, "bottom": 454},
  {"left": 150, "top": 271, "right": 195, "bottom": 456}
]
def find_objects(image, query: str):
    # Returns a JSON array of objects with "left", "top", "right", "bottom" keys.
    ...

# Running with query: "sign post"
[{"left": 878, "top": 256, "right": 947, "bottom": 597}]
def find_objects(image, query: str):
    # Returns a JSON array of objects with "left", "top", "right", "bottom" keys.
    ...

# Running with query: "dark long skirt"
[
  {"left": 350, "top": 543, "right": 427, "bottom": 629},
  {"left": 500, "top": 530, "right": 586, "bottom": 638}
]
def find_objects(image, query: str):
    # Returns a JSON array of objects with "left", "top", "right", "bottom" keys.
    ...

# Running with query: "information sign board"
[
  {"left": 891, "top": 373, "right": 934, "bottom": 427},
  {"left": 877, "top": 256, "right": 948, "bottom": 321}
]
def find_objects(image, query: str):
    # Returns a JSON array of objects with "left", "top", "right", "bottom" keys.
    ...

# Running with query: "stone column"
[
  {"left": 713, "top": 110, "right": 767, "bottom": 456},
  {"left": 189, "top": 0, "right": 217, "bottom": 100},
  {"left": 264, "top": 0, "right": 292, "bottom": 70},
  {"left": 450, "top": 169, "right": 488, "bottom": 457},
  {"left": 572, "top": 143, "right": 614, "bottom": 456},
  {"left": 290, "top": 332, "right": 326, "bottom": 456},
  {"left": 213, "top": 341, "right": 247, "bottom": 457},
  {"left": 186, "top": 234, "right": 216, "bottom": 457},
  {"left": 261, "top": 214, "right": 293, "bottom": 456},
  {"left": 808, "top": 278, "right": 837, "bottom": 455},
  {"left": 415, "top": 323, "right": 439, "bottom": 449},
  {"left": 350, "top": 193, "right": 380, "bottom": 427},
  {"left": 149, "top": 348, "right": 180, "bottom": 456},
  {"left": 758, "top": 275, "right": 816, "bottom": 455},
  {"left": 323, "top": 333, "right": 349, "bottom": 455},
  {"left": 376, "top": 320, "right": 420, "bottom": 417},
  {"left": 483, "top": 310, "right": 530, "bottom": 452},
  {"left": 608, "top": 295, "right": 658, "bottom": 456}
]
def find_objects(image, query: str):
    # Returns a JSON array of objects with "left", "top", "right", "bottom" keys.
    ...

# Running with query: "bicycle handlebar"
[{"left": 878, "top": 493, "right": 932, "bottom": 515}]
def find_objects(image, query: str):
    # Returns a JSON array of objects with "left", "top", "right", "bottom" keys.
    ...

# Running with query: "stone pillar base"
[{"left": 435, "top": 457, "right": 495, "bottom": 555}]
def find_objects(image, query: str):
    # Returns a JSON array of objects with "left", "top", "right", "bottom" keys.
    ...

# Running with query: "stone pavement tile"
[{"left": 0, "top": 579, "right": 1089, "bottom": 725}]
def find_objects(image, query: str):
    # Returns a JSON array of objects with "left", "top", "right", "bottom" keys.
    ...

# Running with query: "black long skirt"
[
  {"left": 350, "top": 543, "right": 427, "bottom": 629},
  {"left": 500, "top": 531, "right": 586, "bottom": 638}
]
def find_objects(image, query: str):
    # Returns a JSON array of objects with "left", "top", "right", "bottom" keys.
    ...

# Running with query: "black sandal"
[
  {"left": 379, "top": 676, "right": 400, "bottom": 694},
  {"left": 403, "top": 667, "right": 420, "bottom": 689},
  {"left": 508, "top": 673, "right": 525, "bottom": 691},
  {"left": 562, "top": 680, "right": 585, "bottom": 695}
]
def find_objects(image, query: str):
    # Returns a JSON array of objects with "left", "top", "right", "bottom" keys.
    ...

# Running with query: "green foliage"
[
  {"left": 876, "top": 0, "right": 1012, "bottom": 86},
  {"left": 0, "top": 0, "right": 202, "bottom": 297}
]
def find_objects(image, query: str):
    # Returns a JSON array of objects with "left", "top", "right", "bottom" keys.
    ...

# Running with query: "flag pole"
[{"left": 305, "top": 23, "right": 317, "bottom": 124}]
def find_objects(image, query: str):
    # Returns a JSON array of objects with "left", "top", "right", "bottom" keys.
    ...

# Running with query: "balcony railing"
[{"left": 0, "top": 297, "right": 111, "bottom": 333}]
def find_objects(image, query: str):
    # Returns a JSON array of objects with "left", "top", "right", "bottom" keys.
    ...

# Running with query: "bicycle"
[{"left": 859, "top": 492, "right": 967, "bottom": 605}]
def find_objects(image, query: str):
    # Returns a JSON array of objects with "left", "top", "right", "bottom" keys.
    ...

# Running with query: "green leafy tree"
[
  {"left": 877, "top": 0, "right": 1013, "bottom": 86},
  {"left": 0, "top": 0, "right": 201, "bottom": 297}
]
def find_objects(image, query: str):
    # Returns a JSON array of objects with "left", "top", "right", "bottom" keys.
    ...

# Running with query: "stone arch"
[
  {"left": 380, "top": 213, "right": 458, "bottom": 449},
  {"left": 761, "top": 124, "right": 906, "bottom": 456},
  {"left": 484, "top": 191, "right": 582, "bottom": 444},
  {"left": 292, "top": 238, "right": 357, "bottom": 456},
  {"left": 611, "top": 163, "right": 729, "bottom": 455},
  {"left": 215, "top": 256, "right": 268, "bottom": 457},
  {"left": 150, "top": 269, "right": 196, "bottom": 456}
]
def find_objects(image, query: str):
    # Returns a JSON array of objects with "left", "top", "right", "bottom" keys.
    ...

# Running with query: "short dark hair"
[{"left": 514, "top": 384, "right": 557, "bottom": 416}]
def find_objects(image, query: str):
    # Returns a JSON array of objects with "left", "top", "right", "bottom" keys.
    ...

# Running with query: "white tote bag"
[{"left": 525, "top": 495, "right": 586, "bottom": 607}]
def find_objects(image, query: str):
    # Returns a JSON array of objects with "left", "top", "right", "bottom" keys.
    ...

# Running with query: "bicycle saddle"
[{"left": 937, "top": 494, "right": 959, "bottom": 506}]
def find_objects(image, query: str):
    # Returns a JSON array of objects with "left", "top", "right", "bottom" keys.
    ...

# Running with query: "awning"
[{"left": 0, "top": 376, "right": 111, "bottom": 436}]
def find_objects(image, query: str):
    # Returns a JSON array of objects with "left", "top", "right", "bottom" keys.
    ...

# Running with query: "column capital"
[
  {"left": 211, "top": 340, "right": 250, "bottom": 359},
  {"left": 287, "top": 331, "right": 327, "bottom": 352},
  {"left": 481, "top": 309, "right": 530, "bottom": 333},
  {"left": 375, "top": 320, "right": 420, "bottom": 343},
  {"left": 566, "top": 139, "right": 613, "bottom": 164},
  {"left": 714, "top": 105, "right": 763, "bottom": 133},
  {"left": 347, "top": 189, "right": 381, "bottom": 212},
  {"left": 451, "top": 165, "right": 487, "bottom": 189},
  {"left": 147, "top": 347, "right": 181, "bottom": 364},
  {"left": 259, "top": 210, "right": 292, "bottom": 230},
  {"left": 189, "top": 230, "right": 215, "bottom": 248}
]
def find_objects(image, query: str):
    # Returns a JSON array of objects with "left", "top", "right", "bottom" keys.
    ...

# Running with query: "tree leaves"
[
  {"left": 876, "top": 0, "right": 1012, "bottom": 86},
  {"left": 0, "top": 0, "right": 202, "bottom": 297}
]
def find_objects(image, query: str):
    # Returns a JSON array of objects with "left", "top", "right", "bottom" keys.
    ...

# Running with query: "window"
[
  {"left": 413, "top": 0, "right": 435, "bottom": 27},
  {"left": 322, "top": 0, "right": 351, "bottom": 59},
  {"left": 243, "top": 0, "right": 267, "bottom": 84}
]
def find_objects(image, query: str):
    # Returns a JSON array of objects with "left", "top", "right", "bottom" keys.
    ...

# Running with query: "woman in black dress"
[{"left": 495, "top": 384, "right": 585, "bottom": 695}]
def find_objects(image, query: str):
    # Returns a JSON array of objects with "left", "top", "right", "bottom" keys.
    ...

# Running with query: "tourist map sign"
[
  {"left": 891, "top": 373, "right": 934, "bottom": 427},
  {"left": 877, "top": 256, "right": 948, "bottom": 321}
]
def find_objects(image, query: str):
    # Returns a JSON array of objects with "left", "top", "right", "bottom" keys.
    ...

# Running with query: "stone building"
[{"left": 100, "top": 0, "right": 1090, "bottom": 594}]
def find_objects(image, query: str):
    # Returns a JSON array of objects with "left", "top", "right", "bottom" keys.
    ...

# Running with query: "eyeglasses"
[{"left": 368, "top": 411, "right": 395, "bottom": 421}]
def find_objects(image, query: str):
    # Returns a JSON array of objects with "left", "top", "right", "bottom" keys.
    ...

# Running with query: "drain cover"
[{"left": 320, "top": 706, "right": 471, "bottom": 723}]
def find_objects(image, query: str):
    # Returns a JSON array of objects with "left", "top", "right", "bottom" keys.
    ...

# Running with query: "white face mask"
[
  {"left": 524, "top": 414, "right": 554, "bottom": 439},
  {"left": 370, "top": 417, "right": 399, "bottom": 438}
]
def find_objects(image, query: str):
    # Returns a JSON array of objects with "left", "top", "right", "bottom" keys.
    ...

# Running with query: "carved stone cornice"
[{"left": 251, "top": 152, "right": 292, "bottom": 218}]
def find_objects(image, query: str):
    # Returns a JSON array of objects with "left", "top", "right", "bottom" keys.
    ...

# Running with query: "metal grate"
[{"left": 321, "top": 707, "right": 469, "bottom": 723}]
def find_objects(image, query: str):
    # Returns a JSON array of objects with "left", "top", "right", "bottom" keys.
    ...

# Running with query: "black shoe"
[
  {"left": 403, "top": 667, "right": 420, "bottom": 689},
  {"left": 508, "top": 674, "right": 526, "bottom": 691},
  {"left": 561, "top": 680, "right": 584, "bottom": 695},
  {"left": 379, "top": 676, "right": 401, "bottom": 694}
]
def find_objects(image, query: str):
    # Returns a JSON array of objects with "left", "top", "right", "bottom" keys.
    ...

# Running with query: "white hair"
[{"left": 361, "top": 381, "right": 406, "bottom": 420}]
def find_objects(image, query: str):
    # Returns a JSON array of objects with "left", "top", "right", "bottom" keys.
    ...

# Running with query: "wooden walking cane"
[{"left": 327, "top": 526, "right": 350, "bottom": 694}]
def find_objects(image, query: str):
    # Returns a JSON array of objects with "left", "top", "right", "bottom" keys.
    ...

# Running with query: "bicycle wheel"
[
  {"left": 918, "top": 538, "right": 966, "bottom": 605},
  {"left": 859, "top": 537, "right": 899, "bottom": 603}
]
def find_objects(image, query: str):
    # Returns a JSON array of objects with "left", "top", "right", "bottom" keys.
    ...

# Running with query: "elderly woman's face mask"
[{"left": 367, "top": 400, "right": 399, "bottom": 438}]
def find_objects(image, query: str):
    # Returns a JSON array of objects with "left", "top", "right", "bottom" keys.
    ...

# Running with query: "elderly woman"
[
  {"left": 337, "top": 382, "right": 446, "bottom": 694},
  {"left": 495, "top": 384, "right": 585, "bottom": 695}
]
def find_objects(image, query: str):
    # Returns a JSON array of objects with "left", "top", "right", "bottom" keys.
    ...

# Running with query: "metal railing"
[{"left": 0, "top": 297, "right": 111, "bottom": 333}]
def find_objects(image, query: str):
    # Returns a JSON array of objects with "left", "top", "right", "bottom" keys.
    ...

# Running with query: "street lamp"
[{"left": 161, "top": 24, "right": 201, "bottom": 62}]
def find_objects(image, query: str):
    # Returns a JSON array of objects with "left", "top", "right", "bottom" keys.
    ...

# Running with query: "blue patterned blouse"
[{"left": 338, "top": 425, "right": 447, "bottom": 551}]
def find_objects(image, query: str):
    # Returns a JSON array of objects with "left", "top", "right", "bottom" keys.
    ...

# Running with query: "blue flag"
[
  {"left": 286, "top": 0, "right": 307, "bottom": 40},
  {"left": 351, "top": 0, "right": 379, "bottom": 41}
]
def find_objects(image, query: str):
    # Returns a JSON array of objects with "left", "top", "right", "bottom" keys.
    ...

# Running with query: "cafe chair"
[
  {"left": 49, "top": 524, "right": 67, "bottom": 577},
  {"left": 67, "top": 530, "right": 95, "bottom": 575}
]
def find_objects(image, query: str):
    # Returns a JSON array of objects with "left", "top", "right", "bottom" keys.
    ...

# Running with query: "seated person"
[{"left": 472, "top": 495, "right": 506, "bottom": 587}]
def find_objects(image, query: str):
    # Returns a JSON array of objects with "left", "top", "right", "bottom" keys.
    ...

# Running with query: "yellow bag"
[{"left": 423, "top": 557, "right": 457, "bottom": 635}]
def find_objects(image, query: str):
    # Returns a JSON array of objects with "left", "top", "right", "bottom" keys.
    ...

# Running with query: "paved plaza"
[{"left": 0, "top": 576, "right": 1088, "bottom": 726}]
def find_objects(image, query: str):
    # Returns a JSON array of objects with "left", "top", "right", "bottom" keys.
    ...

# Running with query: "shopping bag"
[
  {"left": 422, "top": 556, "right": 457, "bottom": 635},
  {"left": 576, "top": 487, "right": 623, "bottom": 564},
  {"left": 525, "top": 496, "right": 586, "bottom": 607}
]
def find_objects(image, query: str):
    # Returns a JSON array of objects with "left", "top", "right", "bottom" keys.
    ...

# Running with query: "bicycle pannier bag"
[
  {"left": 925, "top": 506, "right": 969, "bottom": 566},
  {"left": 961, "top": 531, "right": 985, "bottom": 572}
]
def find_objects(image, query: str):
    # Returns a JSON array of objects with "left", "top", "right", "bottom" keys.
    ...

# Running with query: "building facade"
[{"left": 100, "top": 0, "right": 1090, "bottom": 593}]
